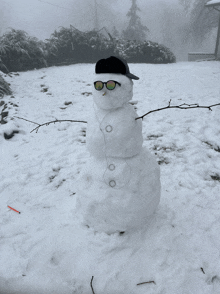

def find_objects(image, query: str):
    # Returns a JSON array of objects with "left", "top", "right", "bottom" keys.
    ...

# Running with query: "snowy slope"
[{"left": 0, "top": 61, "right": 220, "bottom": 294}]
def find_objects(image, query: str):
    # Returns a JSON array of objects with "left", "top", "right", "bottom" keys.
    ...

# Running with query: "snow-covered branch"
[
  {"left": 136, "top": 101, "right": 220, "bottom": 120},
  {"left": 15, "top": 116, "right": 87, "bottom": 133}
]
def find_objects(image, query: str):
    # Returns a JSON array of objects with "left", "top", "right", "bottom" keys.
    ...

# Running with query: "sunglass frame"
[{"left": 94, "top": 80, "right": 121, "bottom": 91}]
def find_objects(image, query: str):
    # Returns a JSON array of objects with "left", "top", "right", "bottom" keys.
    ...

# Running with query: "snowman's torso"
[{"left": 86, "top": 104, "right": 143, "bottom": 158}]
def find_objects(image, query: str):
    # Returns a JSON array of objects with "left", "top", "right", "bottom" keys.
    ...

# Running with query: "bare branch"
[
  {"left": 137, "top": 280, "right": 156, "bottom": 285},
  {"left": 14, "top": 116, "right": 87, "bottom": 133},
  {"left": 30, "top": 119, "right": 87, "bottom": 133},
  {"left": 90, "top": 276, "right": 95, "bottom": 294},
  {"left": 136, "top": 102, "right": 220, "bottom": 120},
  {"left": 14, "top": 116, "right": 41, "bottom": 126}
]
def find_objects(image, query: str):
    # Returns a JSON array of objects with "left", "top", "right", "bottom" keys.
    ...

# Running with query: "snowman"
[{"left": 75, "top": 56, "right": 161, "bottom": 234}]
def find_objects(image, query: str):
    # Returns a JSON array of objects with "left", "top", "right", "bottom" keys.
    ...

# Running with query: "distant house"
[{"left": 188, "top": 0, "right": 220, "bottom": 61}]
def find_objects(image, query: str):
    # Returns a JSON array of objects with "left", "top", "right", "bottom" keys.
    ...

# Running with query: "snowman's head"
[
  {"left": 92, "top": 73, "right": 134, "bottom": 110},
  {"left": 92, "top": 56, "right": 139, "bottom": 110}
]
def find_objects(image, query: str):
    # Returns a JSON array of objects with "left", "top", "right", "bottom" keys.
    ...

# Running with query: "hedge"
[{"left": 0, "top": 27, "right": 176, "bottom": 73}]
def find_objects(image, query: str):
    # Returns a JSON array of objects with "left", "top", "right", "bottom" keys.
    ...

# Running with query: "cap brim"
[{"left": 126, "top": 73, "right": 139, "bottom": 80}]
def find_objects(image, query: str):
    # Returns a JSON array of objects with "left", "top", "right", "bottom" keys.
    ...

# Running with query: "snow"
[{"left": 0, "top": 61, "right": 220, "bottom": 294}]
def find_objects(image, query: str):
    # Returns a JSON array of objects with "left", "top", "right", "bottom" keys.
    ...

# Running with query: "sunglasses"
[{"left": 94, "top": 80, "right": 121, "bottom": 91}]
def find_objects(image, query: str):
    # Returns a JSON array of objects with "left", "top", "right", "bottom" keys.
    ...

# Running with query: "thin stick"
[
  {"left": 90, "top": 276, "right": 95, "bottom": 294},
  {"left": 137, "top": 281, "right": 156, "bottom": 285},
  {"left": 8, "top": 205, "right": 21, "bottom": 214},
  {"left": 14, "top": 116, "right": 41, "bottom": 126},
  {"left": 30, "top": 119, "right": 87, "bottom": 133},
  {"left": 14, "top": 116, "right": 87, "bottom": 133},
  {"left": 136, "top": 101, "right": 220, "bottom": 120}
]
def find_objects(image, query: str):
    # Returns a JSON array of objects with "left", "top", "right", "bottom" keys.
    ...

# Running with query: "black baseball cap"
[{"left": 95, "top": 56, "right": 139, "bottom": 80}]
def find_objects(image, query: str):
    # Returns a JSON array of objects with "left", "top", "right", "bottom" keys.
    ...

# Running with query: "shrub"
[
  {"left": 0, "top": 27, "right": 176, "bottom": 72},
  {"left": 0, "top": 29, "right": 47, "bottom": 73},
  {"left": 45, "top": 27, "right": 175, "bottom": 66},
  {"left": 114, "top": 39, "right": 176, "bottom": 63},
  {"left": 45, "top": 26, "right": 115, "bottom": 66},
  {"left": 0, "top": 72, "right": 12, "bottom": 97}
]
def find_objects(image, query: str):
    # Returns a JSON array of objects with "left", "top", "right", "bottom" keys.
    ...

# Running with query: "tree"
[
  {"left": 122, "top": 0, "right": 149, "bottom": 41},
  {"left": 179, "top": 0, "right": 219, "bottom": 44},
  {"left": 0, "top": 29, "right": 47, "bottom": 72},
  {"left": 112, "top": 26, "right": 120, "bottom": 39}
]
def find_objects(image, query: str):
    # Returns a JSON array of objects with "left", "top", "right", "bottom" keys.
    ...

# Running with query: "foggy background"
[{"left": 0, "top": 0, "right": 218, "bottom": 61}]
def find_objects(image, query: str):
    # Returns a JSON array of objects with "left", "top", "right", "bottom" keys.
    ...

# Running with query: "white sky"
[{"left": 1, "top": 0, "right": 179, "bottom": 40}]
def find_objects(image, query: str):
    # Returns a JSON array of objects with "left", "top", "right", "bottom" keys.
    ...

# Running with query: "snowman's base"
[{"left": 75, "top": 147, "right": 161, "bottom": 234}]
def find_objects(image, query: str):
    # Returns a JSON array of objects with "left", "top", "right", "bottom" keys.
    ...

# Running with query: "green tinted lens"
[
  {"left": 106, "top": 80, "right": 116, "bottom": 90},
  {"left": 95, "top": 81, "right": 103, "bottom": 90}
]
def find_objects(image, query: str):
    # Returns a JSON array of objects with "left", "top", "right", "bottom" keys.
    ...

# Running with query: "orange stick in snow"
[{"left": 8, "top": 206, "right": 21, "bottom": 214}]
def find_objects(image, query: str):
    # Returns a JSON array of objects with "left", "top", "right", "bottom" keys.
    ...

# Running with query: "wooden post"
[{"left": 215, "top": 13, "right": 220, "bottom": 59}]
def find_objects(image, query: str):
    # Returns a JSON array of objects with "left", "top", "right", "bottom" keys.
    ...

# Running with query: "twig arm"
[
  {"left": 30, "top": 119, "right": 87, "bottom": 133},
  {"left": 135, "top": 101, "right": 220, "bottom": 120},
  {"left": 14, "top": 116, "right": 87, "bottom": 133},
  {"left": 14, "top": 116, "right": 41, "bottom": 126}
]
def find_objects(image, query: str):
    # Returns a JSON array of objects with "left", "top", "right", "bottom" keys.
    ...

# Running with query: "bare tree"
[{"left": 179, "top": 0, "right": 219, "bottom": 44}]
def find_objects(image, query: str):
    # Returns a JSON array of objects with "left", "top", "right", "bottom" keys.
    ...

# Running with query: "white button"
[
  {"left": 105, "top": 125, "right": 113, "bottom": 132},
  {"left": 109, "top": 180, "right": 116, "bottom": 187},
  {"left": 108, "top": 164, "right": 115, "bottom": 171}
]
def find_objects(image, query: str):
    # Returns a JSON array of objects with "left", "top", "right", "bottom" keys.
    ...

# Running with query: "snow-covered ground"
[{"left": 0, "top": 61, "right": 220, "bottom": 294}]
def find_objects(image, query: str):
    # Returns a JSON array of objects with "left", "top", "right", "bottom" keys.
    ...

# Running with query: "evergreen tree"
[
  {"left": 112, "top": 26, "right": 120, "bottom": 39},
  {"left": 123, "top": 0, "right": 149, "bottom": 41}
]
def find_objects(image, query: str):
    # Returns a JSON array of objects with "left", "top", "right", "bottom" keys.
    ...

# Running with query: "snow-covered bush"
[
  {"left": 141, "top": 41, "right": 176, "bottom": 63},
  {"left": 0, "top": 29, "right": 47, "bottom": 73},
  {"left": 0, "top": 27, "right": 176, "bottom": 72},
  {"left": 45, "top": 27, "right": 175, "bottom": 65},
  {"left": 46, "top": 27, "right": 115, "bottom": 65},
  {"left": 114, "top": 39, "right": 176, "bottom": 63},
  {"left": 45, "top": 27, "right": 76, "bottom": 65},
  {"left": 0, "top": 72, "right": 12, "bottom": 97}
]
